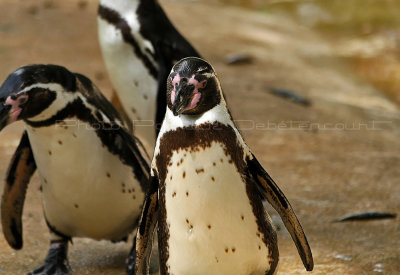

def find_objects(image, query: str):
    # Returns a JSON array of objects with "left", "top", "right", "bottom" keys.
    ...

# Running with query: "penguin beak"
[
  {"left": 0, "top": 103, "right": 11, "bottom": 131},
  {"left": 172, "top": 81, "right": 194, "bottom": 116},
  {"left": 0, "top": 93, "right": 28, "bottom": 131}
]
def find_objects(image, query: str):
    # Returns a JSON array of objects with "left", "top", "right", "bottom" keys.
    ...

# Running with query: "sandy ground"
[{"left": 0, "top": 0, "right": 399, "bottom": 274}]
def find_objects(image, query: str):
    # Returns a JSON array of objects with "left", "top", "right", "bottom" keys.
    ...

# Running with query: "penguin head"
[
  {"left": 0, "top": 64, "right": 76, "bottom": 131},
  {"left": 167, "top": 57, "right": 222, "bottom": 116}
]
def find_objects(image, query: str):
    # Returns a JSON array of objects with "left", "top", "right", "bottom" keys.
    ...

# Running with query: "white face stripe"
[
  {"left": 171, "top": 66, "right": 215, "bottom": 79},
  {"left": 23, "top": 83, "right": 80, "bottom": 122},
  {"left": 21, "top": 83, "right": 115, "bottom": 126},
  {"left": 17, "top": 83, "right": 65, "bottom": 95},
  {"left": 201, "top": 72, "right": 215, "bottom": 78}
]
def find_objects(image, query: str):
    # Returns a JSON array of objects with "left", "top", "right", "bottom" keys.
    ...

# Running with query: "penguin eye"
[{"left": 19, "top": 95, "right": 28, "bottom": 105}]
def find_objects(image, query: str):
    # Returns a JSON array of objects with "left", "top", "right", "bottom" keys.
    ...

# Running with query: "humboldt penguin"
[
  {"left": 98, "top": 0, "right": 200, "bottom": 151},
  {"left": 131, "top": 57, "right": 314, "bottom": 274},
  {"left": 0, "top": 64, "right": 150, "bottom": 274}
]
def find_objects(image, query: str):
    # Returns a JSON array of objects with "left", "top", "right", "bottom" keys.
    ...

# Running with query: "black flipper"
[
  {"left": 110, "top": 90, "right": 134, "bottom": 133},
  {"left": 247, "top": 154, "right": 314, "bottom": 271},
  {"left": 127, "top": 172, "right": 159, "bottom": 275},
  {"left": 1, "top": 131, "right": 36, "bottom": 249},
  {"left": 28, "top": 239, "right": 70, "bottom": 275},
  {"left": 116, "top": 129, "right": 151, "bottom": 191},
  {"left": 74, "top": 74, "right": 151, "bottom": 190}
]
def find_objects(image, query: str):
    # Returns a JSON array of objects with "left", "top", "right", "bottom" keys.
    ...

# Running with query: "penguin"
[
  {"left": 97, "top": 0, "right": 201, "bottom": 152},
  {"left": 130, "top": 57, "right": 314, "bottom": 275},
  {"left": 0, "top": 64, "right": 150, "bottom": 274}
]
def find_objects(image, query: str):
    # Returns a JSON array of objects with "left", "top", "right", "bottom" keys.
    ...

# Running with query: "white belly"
[
  {"left": 164, "top": 142, "right": 274, "bottom": 275},
  {"left": 26, "top": 122, "right": 145, "bottom": 240},
  {"left": 98, "top": 17, "right": 157, "bottom": 153}
]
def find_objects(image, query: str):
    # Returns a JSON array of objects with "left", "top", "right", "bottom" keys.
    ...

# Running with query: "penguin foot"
[
  {"left": 126, "top": 244, "right": 136, "bottom": 275},
  {"left": 29, "top": 240, "right": 70, "bottom": 275}
]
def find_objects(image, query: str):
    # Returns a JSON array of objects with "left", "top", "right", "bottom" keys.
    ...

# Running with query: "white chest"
[
  {"left": 26, "top": 122, "right": 145, "bottom": 240},
  {"left": 98, "top": 11, "right": 157, "bottom": 151},
  {"left": 162, "top": 142, "right": 274, "bottom": 275}
]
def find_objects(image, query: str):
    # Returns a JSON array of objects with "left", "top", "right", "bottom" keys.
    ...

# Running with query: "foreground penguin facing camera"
[
  {"left": 98, "top": 0, "right": 200, "bottom": 151},
  {"left": 131, "top": 57, "right": 314, "bottom": 275},
  {"left": 0, "top": 65, "right": 150, "bottom": 274}
]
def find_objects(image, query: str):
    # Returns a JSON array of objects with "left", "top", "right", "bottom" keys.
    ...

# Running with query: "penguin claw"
[
  {"left": 28, "top": 262, "right": 70, "bottom": 275},
  {"left": 28, "top": 241, "right": 70, "bottom": 275},
  {"left": 125, "top": 249, "right": 136, "bottom": 275}
]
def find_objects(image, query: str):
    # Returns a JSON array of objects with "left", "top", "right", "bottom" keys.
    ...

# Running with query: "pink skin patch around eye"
[
  {"left": 171, "top": 73, "right": 207, "bottom": 111},
  {"left": 5, "top": 94, "right": 28, "bottom": 123},
  {"left": 187, "top": 92, "right": 201, "bottom": 110},
  {"left": 171, "top": 74, "right": 181, "bottom": 104},
  {"left": 185, "top": 75, "right": 207, "bottom": 111},
  {"left": 188, "top": 75, "right": 207, "bottom": 89}
]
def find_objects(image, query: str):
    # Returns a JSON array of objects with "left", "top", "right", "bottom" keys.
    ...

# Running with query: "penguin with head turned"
[
  {"left": 98, "top": 0, "right": 201, "bottom": 152},
  {"left": 0, "top": 64, "right": 151, "bottom": 274},
  {"left": 131, "top": 57, "right": 314, "bottom": 274}
]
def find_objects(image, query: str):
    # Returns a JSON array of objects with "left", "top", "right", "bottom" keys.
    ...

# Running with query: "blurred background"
[
  {"left": 0, "top": 0, "right": 399, "bottom": 274},
  {"left": 217, "top": 0, "right": 400, "bottom": 105}
]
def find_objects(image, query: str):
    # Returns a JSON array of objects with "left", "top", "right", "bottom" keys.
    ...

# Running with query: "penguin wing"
[
  {"left": 1, "top": 131, "right": 36, "bottom": 249},
  {"left": 133, "top": 172, "right": 159, "bottom": 274},
  {"left": 74, "top": 73, "right": 151, "bottom": 186},
  {"left": 75, "top": 73, "right": 124, "bottom": 125},
  {"left": 110, "top": 91, "right": 133, "bottom": 133},
  {"left": 115, "top": 129, "right": 151, "bottom": 187},
  {"left": 247, "top": 154, "right": 314, "bottom": 271}
]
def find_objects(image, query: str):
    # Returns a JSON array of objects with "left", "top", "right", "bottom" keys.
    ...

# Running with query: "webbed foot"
[{"left": 28, "top": 240, "right": 70, "bottom": 275}]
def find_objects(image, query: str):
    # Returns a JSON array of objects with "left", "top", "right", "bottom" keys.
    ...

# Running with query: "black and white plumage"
[
  {"left": 132, "top": 57, "right": 314, "bottom": 274},
  {"left": 0, "top": 65, "right": 150, "bottom": 274},
  {"left": 97, "top": 0, "right": 200, "bottom": 151}
]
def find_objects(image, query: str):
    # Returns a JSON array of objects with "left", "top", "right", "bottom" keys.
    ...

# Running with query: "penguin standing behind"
[
  {"left": 0, "top": 65, "right": 150, "bottom": 274},
  {"left": 132, "top": 57, "right": 314, "bottom": 275},
  {"left": 98, "top": 0, "right": 200, "bottom": 151}
]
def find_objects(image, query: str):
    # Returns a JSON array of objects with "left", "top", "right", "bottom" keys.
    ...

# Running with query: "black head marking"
[
  {"left": 0, "top": 65, "right": 76, "bottom": 127},
  {"left": 0, "top": 64, "right": 77, "bottom": 94},
  {"left": 0, "top": 65, "right": 124, "bottom": 128},
  {"left": 167, "top": 57, "right": 221, "bottom": 116}
]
